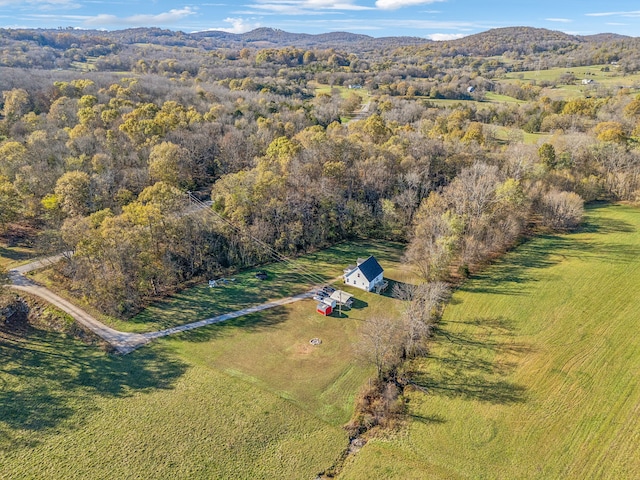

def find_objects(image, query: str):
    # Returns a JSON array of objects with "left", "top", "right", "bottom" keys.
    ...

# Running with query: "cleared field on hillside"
[
  {"left": 1, "top": 240, "right": 410, "bottom": 479},
  {"left": 504, "top": 64, "right": 633, "bottom": 83},
  {"left": 311, "top": 82, "right": 371, "bottom": 101},
  {"left": 339, "top": 203, "right": 640, "bottom": 479},
  {"left": 502, "top": 65, "right": 640, "bottom": 99}
]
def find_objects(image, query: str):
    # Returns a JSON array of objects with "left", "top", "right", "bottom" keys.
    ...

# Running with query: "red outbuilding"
[{"left": 316, "top": 303, "right": 333, "bottom": 316}]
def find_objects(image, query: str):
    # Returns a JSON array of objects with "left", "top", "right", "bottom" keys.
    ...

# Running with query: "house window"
[{"left": 357, "top": 273, "right": 360, "bottom": 277}]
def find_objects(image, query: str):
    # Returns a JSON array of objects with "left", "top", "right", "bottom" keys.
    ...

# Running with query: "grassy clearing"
[
  {"left": 504, "top": 65, "right": 621, "bottom": 83},
  {"left": 0, "top": 333, "right": 347, "bottom": 479},
  {"left": 0, "top": 243, "right": 36, "bottom": 269},
  {"left": 125, "top": 239, "right": 406, "bottom": 333},
  {"left": 1, "top": 239, "right": 411, "bottom": 478},
  {"left": 503, "top": 65, "right": 640, "bottom": 98},
  {"left": 421, "top": 94, "right": 524, "bottom": 110},
  {"left": 70, "top": 55, "right": 98, "bottom": 72},
  {"left": 312, "top": 82, "right": 371, "bottom": 101},
  {"left": 0, "top": 225, "right": 38, "bottom": 269},
  {"left": 483, "top": 92, "right": 525, "bottom": 104},
  {"left": 339, "top": 203, "right": 640, "bottom": 479},
  {"left": 491, "top": 126, "right": 552, "bottom": 145}
]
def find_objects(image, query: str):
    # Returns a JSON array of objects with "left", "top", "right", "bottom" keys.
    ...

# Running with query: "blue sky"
[{"left": 0, "top": 0, "right": 638, "bottom": 39}]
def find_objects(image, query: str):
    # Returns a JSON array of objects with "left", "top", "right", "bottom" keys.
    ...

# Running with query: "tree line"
[{"left": 2, "top": 26, "right": 640, "bottom": 318}]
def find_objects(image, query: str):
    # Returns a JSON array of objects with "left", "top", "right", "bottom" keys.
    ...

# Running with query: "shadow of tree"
[
  {"left": 167, "top": 306, "right": 291, "bottom": 344},
  {"left": 463, "top": 228, "right": 640, "bottom": 296},
  {"left": 0, "top": 327, "right": 188, "bottom": 450},
  {"left": 380, "top": 279, "right": 417, "bottom": 299},
  {"left": 0, "top": 246, "right": 34, "bottom": 263},
  {"left": 407, "top": 413, "right": 447, "bottom": 425},
  {"left": 577, "top": 202, "right": 635, "bottom": 234},
  {"left": 350, "top": 298, "right": 368, "bottom": 309},
  {"left": 409, "top": 317, "right": 529, "bottom": 405}
]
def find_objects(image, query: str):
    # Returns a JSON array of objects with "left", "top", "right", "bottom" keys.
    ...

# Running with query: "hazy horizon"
[{"left": 0, "top": 1, "right": 638, "bottom": 40}]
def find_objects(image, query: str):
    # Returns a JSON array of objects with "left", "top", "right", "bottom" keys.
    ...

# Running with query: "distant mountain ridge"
[
  {"left": 0, "top": 25, "right": 636, "bottom": 54},
  {"left": 191, "top": 27, "right": 429, "bottom": 48}
]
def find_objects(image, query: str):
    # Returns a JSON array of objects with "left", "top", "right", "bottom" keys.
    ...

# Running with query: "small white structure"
[
  {"left": 330, "top": 290, "right": 353, "bottom": 306},
  {"left": 582, "top": 78, "right": 594, "bottom": 85},
  {"left": 322, "top": 297, "right": 337, "bottom": 308},
  {"left": 343, "top": 256, "right": 384, "bottom": 292}
]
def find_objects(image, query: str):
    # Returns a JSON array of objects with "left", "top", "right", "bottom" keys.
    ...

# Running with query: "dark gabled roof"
[{"left": 357, "top": 256, "right": 383, "bottom": 282}]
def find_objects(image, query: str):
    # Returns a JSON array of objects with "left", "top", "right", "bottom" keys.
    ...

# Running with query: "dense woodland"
[{"left": 1, "top": 26, "right": 640, "bottom": 324}]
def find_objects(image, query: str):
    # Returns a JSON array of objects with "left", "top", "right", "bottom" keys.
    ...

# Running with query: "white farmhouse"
[{"left": 343, "top": 256, "right": 384, "bottom": 292}]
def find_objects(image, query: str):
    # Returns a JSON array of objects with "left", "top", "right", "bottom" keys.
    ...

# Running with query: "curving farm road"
[
  {"left": 6, "top": 255, "right": 312, "bottom": 354},
  {"left": 7, "top": 258, "right": 149, "bottom": 354}
]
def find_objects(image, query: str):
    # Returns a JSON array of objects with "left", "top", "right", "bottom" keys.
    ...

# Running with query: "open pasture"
[
  {"left": 339, "top": 203, "right": 640, "bottom": 479},
  {"left": 1, "top": 240, "right": 409, "bottom": 479}
]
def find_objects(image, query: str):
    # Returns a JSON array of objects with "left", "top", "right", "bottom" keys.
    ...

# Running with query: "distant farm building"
[
  {"left": 343, "top": 256, "right": 384, "bottom": 292},
  {"left": 467, "top": 86, "right": 476, "bottom": 93},
  {"left": 582, "top": 78, "right": 594, "bottom": 85}
]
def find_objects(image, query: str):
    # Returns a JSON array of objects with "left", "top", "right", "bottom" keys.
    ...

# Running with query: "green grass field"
[
  {"left": 502, "top": 65, "right": 640, "bottom": 100},
  {"left": 124, "top": 240, "right": 407, "bottom": 333},
  {"left": 483, "top": 92, "right": 526, "bottom": 104},
  {"left": 0, "top": 242, "right": 36, "bottom": 270},
  {"left": 339, "top": 203, "right": 640, "bottom": 479},
  {"left": 504, "top": 64, "right": 628, "bottom": 83},
  {"left": 1, "top": 240, "right": 410, "bottom": 479},
  {"left": 491, "top": 126, "right": 552, "bottom": 145},
  {"left": 312, "top": 82, "right": 371, "bottom": 101}
]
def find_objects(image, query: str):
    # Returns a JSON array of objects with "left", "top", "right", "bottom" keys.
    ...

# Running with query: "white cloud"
[
  {"left": 586, "top": 10, "right": 640, "bottom": 18},
  {"left": 280, "top": 16, "right": 483, "bottom": 34},
  {"left": 83, "top": 7, "right": 196, "bottom": 26},
  {"left": 546, "top": 18, "right": 572, "bottom": 23},
  {"left": 427, "top": 32, "right": 465, "bottom": 41},
  {"left": 247, "top": 0, "right": 374, "bottom": 15},
  {"left": 209, "top": 17, "right": 262, "bottom": 33},
  {"left": 375, "top": 0, "right": 445, "bottom": 10}
]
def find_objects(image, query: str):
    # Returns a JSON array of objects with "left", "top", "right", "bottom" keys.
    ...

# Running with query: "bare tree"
[
  {"left": 393, "top": 281, "right": 450, "bottom": 357},
  {"left": 355, "top": 314, "right": 405, "bottom": 380},
  {"left": 539, "top": 190, "right": 584, "bottom": 230},
  {"left": 405, "top": 192, "right": 462, "bottom": 281}
]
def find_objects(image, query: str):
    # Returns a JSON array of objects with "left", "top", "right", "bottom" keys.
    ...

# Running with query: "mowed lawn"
[
  {"left": 0, "top": 242, "right": 36, "bottom": 269},
  {"left": 124, "top": 239, "right": 407, "bottom": 333},
  {"left": 1, "top": 240, "right": 410, "bottom": 479},
  {"left": 339, "top": 203, "right": 640, "bottom": 479}
]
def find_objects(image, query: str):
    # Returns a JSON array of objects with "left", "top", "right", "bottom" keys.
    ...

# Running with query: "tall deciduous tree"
[
  {"left": 54, "top": 170, "right": 91, "bottom": 217},
  {"left": 0, "top": 176, "right": 21, "bottom": 232},
  {"left": 539, "top": 190, "right": 584, "bottom": 230},
  {"left": 2, "top": 88, "right": 30, "bottom": 123},
  {"left": 148, "top": 141, "right": 192, "bottom": 188},
  {"left": 355, "top": 314, "right": 405, "bottom": 380}
]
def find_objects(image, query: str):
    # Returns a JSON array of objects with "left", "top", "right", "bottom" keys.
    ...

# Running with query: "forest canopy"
[{"left": 1, "top": 26, "right": 639, "bottom": 316}]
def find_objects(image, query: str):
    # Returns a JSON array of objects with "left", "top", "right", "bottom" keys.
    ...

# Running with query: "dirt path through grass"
[
  {"left": 6, "top": 255, "right": 316, "bottom": 353},
  {"left": 142, "top": 291, "right": 313, "bottom": 340}
]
